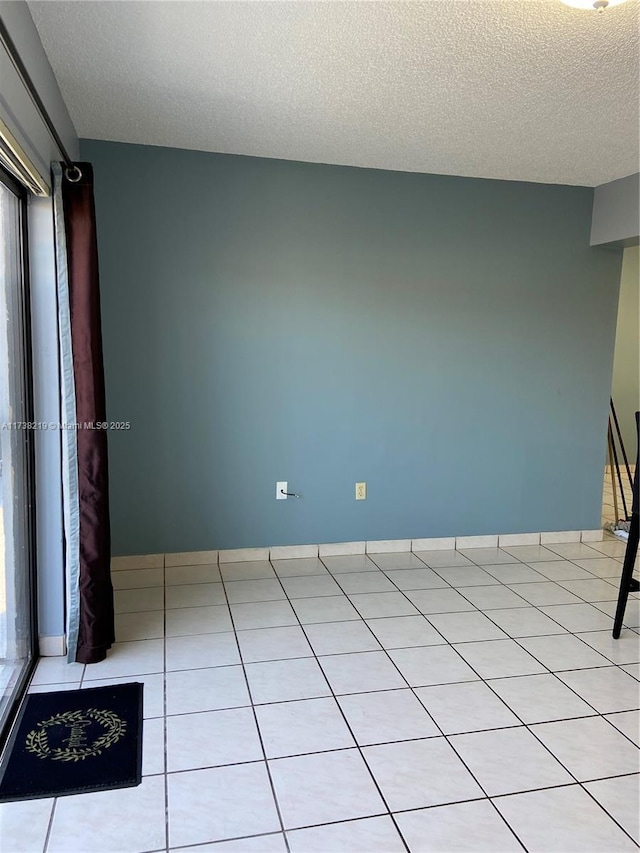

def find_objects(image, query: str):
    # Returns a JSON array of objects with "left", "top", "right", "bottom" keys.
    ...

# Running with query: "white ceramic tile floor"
[
  {"left": 448, "top": 727, "right": 573, "bottom": 796},
  {"left": 404, "top": 587, "right": 476, "bottom": 614},
  {"left": 269, "top": 749, "right": 386, "bottom": 829},
  {"left": 365, "top": 614, "right": 446, "bottom": 649},
  {"left": 368, "top": 552, "right": 427, "bottom": 570},
  {"left": 426, "top": 611, "right": 509, "bottom": 643},
  {"left": 388, "top": 644, "right": 480, "bottom": 686},
  {"left": 596, "top": 597, "right": 640, "bottom": 627},
  {"left": 380, "top": 567, "right": 449, "bottom": 590},
  {"left": 494, "top": 784, "right": 638, "bottom": 852},
  {"left": 584, "top": 774, "right": 640, "bottom": 844},
  {"left": 572, "top": 557, "right": 624, "bottom": 578},
  {"left": 254, "top": 697, "right": 355, "bottom": 758},
  {"left": 394, "top": 799, "right": 523, "bottom": 852},
  {"left": 526, "top": 560, "right": 598, "bottom": 582},
  {"left": 219, "top": 560, "right": 275, "bottom": 581},
  {"left": 505, "top": 581, "right": 582, "bottom": 607},
  {"left": 230, "top": 600, "right": 298, "bottom": 630},
  {"left": 279, "top": 575, "right": 343, "bottom": 599},
  {"left": 287, "top": 814, "right": 406, "bottom": 852},
  {"left": 337, "top": 688, "right": 440, "bottom": 745},
  {"left": 47, "top": 775, "right": 167, "bottom": 853},
  {"left": 320, "top": 554, "right": 378, "bottom": 573},
  {"left": 165, "top": 631, "right": 241, "bottom": 671},
  {"left": 454, "top": 584, "right": 530, "bottom": 610},
  {"left": 484, "top": 607, "right": 568, "bottom": 638},
  {"left": 452, "top": 639, "right": 547, "bottom": 679},
  {"left": 166, "top": 706, "right": 264, "bottom": 771},
  {"left": 165, "top": 604, "right": 233, "bottom": 637},
  {"left": 164, "top": 563, "right": 220, "bottom": 585},
  {"left": 531, "top": 715, "right": 640, "bottom": 781},
  {"left": 318, "top": 650, "right": 407, "bottom": 694},
  {"left": 605, "top": 710, "right": 640, "bottom": 746},
  {"left": 556, "top": 666, "right": 640, "bottom": 714},
  {"left": 290, "top": 594, "right": 361, "bottom": 624},
  {"left": 115, "top": 609, "right": 165, "bottom": 642},
  {"left": 9, "top": 541, "right": 638, "bottom": 853},
  {"left": 431, "top": 565, "right": 501, "bottom": 587},
  {"left": 516, "top": 633, "right": 612, "bottom": 672},
  {"left": 346, "top": 591, "right": 419, "bottom": 618},
  {"left": 111, "top": 567, "right": 164, "bottom": 590},
  {"left": 500, "top": 545, "right": 560, "bottom": 563},
  {"left": 622, "top": 662, "right": 640, "bottom": 679},
  {"left": 538, "top": 602, "right": 616, "bottom": 632},
  {"left": 457, "top": 547, "right": 516, "bottom": 565},
  {"left": 486, "top": 673, "right": 597, "bottom": 724},
  {"left": 165, "top": 581, "right": 226, "bottom": 609},
  {"left": 113, "top": 586, "right": 164, "bottom": 614},
  {"left": 271, "top": 558, "right": 328, "bottom": 578},
  {"left": 334, "top": 571, "right": 398, "bottom": 594},
  {"left": 412, "top": 549, "right": 475, "bottom": 568},
  {"left": 0, "top": 799, "right": 54, "bottom": 853},
  {"left": 483, "top": 563, "right": 549, "bottom": 584},
  {"left": 236, "top": 625, "right": 314, "bottom": 663},
  {"left": 576, "top": 629, "right": 640, "bottom": 664},
  {"left": 415, "top": 680, "right": 521, "bottom": 735},
  {"left": 362, "top": 737, "right": 484, "bottom": 811},
  {"left": 303, "top": 620, "right": 381, "bottom": 655}
]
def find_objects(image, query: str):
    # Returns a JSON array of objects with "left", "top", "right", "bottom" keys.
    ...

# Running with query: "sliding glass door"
[{"left": 0, "top": 169, "right": 36, "bottom": 740}]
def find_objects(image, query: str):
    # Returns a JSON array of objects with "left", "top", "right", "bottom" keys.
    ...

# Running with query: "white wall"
[
  {"left": 0, "top": 1, "right": 78, "bottom": 184},
  {"left": 611, "top": 246, "right": 640, "bottom": 464},
  {"left": 591, "top": 173, "right": 640, "bottom": 248}
]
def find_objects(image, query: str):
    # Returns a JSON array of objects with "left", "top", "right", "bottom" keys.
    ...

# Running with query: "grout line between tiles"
[
  {"left": 266, "top": 564, "right": 414, "bottom": 851},
  {"left": 578, "top": 775, "right": 640, "bottom": 848},
  {"left": 41, "top": 798, "right": 57, "bottom": 853},
  {"left": 162, "top": 562, "right": 170, "bottom": 853},
  {"left": 219, "top": 573, "right": 293, "bottom": 852},
  {"left": 167, "top": 831, "right": 286, "bottom": 852}
]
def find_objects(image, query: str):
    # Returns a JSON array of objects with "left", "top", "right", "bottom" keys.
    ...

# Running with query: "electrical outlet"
[
  {"left": 276, "top": 481, "right": 288, "bottom": 500},
  {"left": 355, "top": 482, "right": 366, "bottom": 500}
]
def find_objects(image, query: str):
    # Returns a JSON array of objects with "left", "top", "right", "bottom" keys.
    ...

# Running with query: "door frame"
[{"left": 0, "top": 164, "right": 39, "bottom": 754}]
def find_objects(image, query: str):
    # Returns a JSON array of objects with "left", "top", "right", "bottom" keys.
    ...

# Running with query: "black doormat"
[{"left": 0, "top": 682, "right": 143, "bottom": 802}]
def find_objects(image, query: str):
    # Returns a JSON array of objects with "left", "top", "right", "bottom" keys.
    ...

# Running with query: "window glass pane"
[{"left": 0, "top": 178, "right": 34, "bottom": 732}]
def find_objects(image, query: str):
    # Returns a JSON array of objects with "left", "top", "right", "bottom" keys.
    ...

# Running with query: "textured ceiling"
[{"left": 28, "top": 0, "right": 640, "bottom": 186}]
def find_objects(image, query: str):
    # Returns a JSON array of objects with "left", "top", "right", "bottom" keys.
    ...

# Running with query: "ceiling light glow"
[{"left": 560, "top": 0, "right": 629, "bottom": 10}]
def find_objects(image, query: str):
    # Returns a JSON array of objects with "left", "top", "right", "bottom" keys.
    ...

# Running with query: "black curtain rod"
[{"left": 0, "top": 14, "right": 75, "bottom": 170}]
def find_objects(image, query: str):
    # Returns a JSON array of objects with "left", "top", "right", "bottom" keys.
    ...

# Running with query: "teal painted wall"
[{"left": 81, "top": 140, "right": 623, "bottom": 555}]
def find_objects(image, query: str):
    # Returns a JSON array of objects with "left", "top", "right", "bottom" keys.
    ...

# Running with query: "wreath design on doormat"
[{"left": 25, "top": 708, "right": 127, "bottom": 762}]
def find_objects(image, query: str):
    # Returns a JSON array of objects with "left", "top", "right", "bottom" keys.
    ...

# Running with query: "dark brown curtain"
[{"left": 61, "top": 162, "right": 114, "bottom": 663}]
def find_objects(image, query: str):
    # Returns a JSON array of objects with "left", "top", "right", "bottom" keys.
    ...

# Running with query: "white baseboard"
[
  {"left": 455, "top": 535, "right": 499, "bottom": 549},
  {"left": 498, "top": 532, "right": 540, "bottom": 547},
  {"left": 581, "top": 529, "right": 605, "bottom": 542},
  {"left": 218, "top": 547, "right": 270, "bottom": 563},
  {"left": 366, "top": 539, "right": 412, "bottom": 554},
  {"left": 165, "top": 550, "right": 218, "bottom": 567},
  {"left": 540, "top": 531, "right": 581, "bottom": 544},
  {"left": 270, "top": 544, "right": 319, "bottom": 560},
  {"left": 111, "top": 554, "right": 164, "bottom": 570},
  {"left": 39, "top": 635, "right": 66, "bottom": 656},
  {"left": 318, "top": 541, "right": 366, "bottom": 557},
  {"left": 134, "top": 528, "right": 608, "bottom": 567}
]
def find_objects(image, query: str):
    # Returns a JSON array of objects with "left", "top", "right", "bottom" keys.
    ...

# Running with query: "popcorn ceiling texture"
[{"left": 29, "top": 0, "right": 639, "bottom": 186}]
